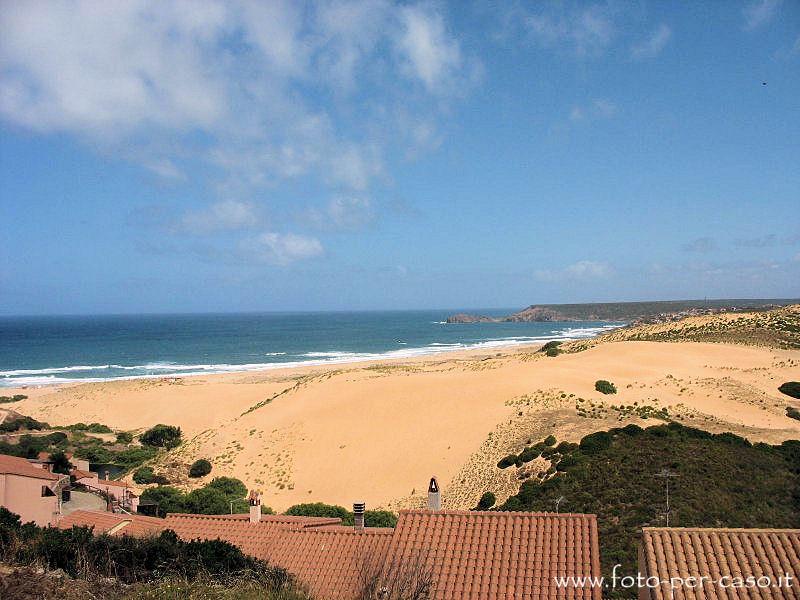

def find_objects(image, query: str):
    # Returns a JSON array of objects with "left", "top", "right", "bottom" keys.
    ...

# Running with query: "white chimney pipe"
[
  {"left": 428, "top": 476, "right": 441, "bottom": 511},
  {"left": 248, "top": 490, "right": 262, "bottom": 523},
  {"left": 353, "top": 502, "right": 365, "bottom": 530}
]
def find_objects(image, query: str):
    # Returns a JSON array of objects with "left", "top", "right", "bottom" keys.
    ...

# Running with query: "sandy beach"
[{"left": 8, "top": 337, "right": 800, "bottom": 512}]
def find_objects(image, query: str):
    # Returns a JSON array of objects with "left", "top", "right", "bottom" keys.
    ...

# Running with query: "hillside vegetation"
[
  {"left": 500, "top": 423, "right": 800, "bottom": 598},
  {"left": 567, "top": 303, "right": 800, "bottom": 350}
]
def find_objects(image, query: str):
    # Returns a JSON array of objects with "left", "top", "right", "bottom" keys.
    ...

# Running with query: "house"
[
  {"left": 58, "top": 478, "right": 603, "bottom": 600},
  {"left": 639, "top": 527, "right": 800, "bottom": 600},
  {"left": 0, "top": 454, "right": 68, "bottom": 526}
]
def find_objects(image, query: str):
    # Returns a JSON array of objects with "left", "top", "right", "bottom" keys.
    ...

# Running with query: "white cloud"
[
  {"left": 743, "top": 0, "right": 782, "bottom": 31},
  {"left": 304, "top": 197, "right": 375, "bottom": 231},
  {"left": 241, "top": 232, "right": 323, "bottom": 265},
  {"left": 0, "top": 0, "right": 472, "bottom": 205},
  {"left": 395, "top": 5, "right": 463, "bottom": 93},
  {"left": 535, "top": 260, "right": 612, "bottom": 281},
  {"left": 179, "top": 200, "right": 259, "bottom": 234},
  {"left": 525, "top": 4, "right": 615, "bottom": 57},
  {"left": 631, "top": 24, "right": 672, "bottom": 60}
]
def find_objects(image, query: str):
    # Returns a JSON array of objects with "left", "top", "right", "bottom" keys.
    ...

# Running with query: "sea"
[{"left": 0, "top": 311, "right": 623, "bottom": 388}]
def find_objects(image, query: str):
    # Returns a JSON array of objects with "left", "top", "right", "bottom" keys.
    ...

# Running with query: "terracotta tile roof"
[
  {"left": 162, "top": 513, "right": 344, "bottom": 559},
  {"left": 263, "top": 526, "right": 394, "bottom": 600},
  {"left": 386, "top": 510, "right": 602, "bottom": 600},
  {"left": 58, "top": 510, "right": 165, "bottom": 537},
  {"left": 0, "top": 453, "right": 62, "bottom": 481},
  {"left": 70, "top": 468, "right": 95, "bottom": 480},
  {"left": 641, "top": 527, "right": 800, "bottom": 600}
]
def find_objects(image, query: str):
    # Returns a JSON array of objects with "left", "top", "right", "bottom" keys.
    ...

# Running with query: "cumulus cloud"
[
  {"left": 742, "top": 0, "right": 782, "bottom": 30},
  {"left": 681, "top": 237, "right": 716, "bottom": 253},
  {"left": 631, "top": 24, "right": 672, "bottom": 60},
  {"left": 535, "top": 260, "right": 612, "bottom": 281},
  {"left": 0, "top": 0, "right": 473, "bottom": 198},
  {"left": 395, "top": 5, "right": 463, "bottom": 93},
  {"left": 179, "top": 200, "right": 259, "bottom": 234},
  {"left": 241, "top": 232, "right": 324, "bottom": 265},
  {"left": 525, "top": 3, "right": 616, "bottom": 57}
]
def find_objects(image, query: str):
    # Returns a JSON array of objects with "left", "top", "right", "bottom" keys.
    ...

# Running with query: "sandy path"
[{"left": 8, "top": 341, "right": 800, "bottom": 512}]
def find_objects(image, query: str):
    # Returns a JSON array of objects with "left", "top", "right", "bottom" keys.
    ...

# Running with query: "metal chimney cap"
[
  {"left": 428, "top": 477, "right": 439, "bottom": 493},
  {"left": 353, "top": 501, "right": 366, "bottom": 514}
]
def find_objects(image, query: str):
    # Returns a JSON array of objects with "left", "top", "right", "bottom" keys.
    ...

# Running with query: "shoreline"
[{"left": 1, "top": 324, "right": 623, "bottom": 391}]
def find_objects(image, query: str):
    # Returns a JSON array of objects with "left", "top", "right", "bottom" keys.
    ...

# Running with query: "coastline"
[{"left": 0, "top": 322, "right": 623, "bottom": 390}]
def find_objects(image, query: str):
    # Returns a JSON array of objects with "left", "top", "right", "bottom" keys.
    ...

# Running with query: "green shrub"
[
  {"left": 543, "top": 435, "right": 557, "bottom": 446},
  {"left": 545, "top": 347, "right": 560, "bottom": 357},
  {"left": 189, "top": 459, "right": 212, "bottom": 478},
  {"left": 0, "top": 394, "right": 26, "bottom": 404},
  {"left": 133, "top": 466, "right": 155, "bottom": 484},
  {"left": 61, "top": 422, "right": 113, "bottom": 433},
  {"left": 540, "top": 341, "right": 562, "bottom": 352},
  {"left": 787, "top": 407, "right": 800, "bottom": 421},
  {"left": 595, "top": 380, "right": 617, "bottom": 395},
  {"left": 518, "top": 447, "right": 539, "bottom": 463},
  {"left": 497, "top": 454, "right": 518, "bottom": 469},
  {"left": 284, "top": 502, "right": 351, "bottom": 523},
  {"left": 364, "top": 510, "right": 398, "bottom": 528},
  {"left": 139, "top": 424, "right": 182, "bottom": 449},
  {"left": 579, "top": 431, "right": 613, "bottom": 454},
  {"left": 207, "top": 477, "right": 248, "bottom": 500},
  {"left": 185, "top": 487, "right": 230, "bottom": 515},
  {"left": 49, "top": 451, "right": 73, "bottom": 475},
  {"left": 779, "top": 382, "right": 800, "bottom": 399},
  {"left": 476, "top": 492, "right": 496, "bottom": 510},
  {"left": 0, "top": 415, "right": 48, "bottom": 433},
  {"left": 140, "top": 486, "right": 187, "bottom": 517},
  {"left": 116, "top": 431, "right": 133, "bottom": 444},
  {"left": 0, "top": 511, "right": 297, "bottom": 591}
]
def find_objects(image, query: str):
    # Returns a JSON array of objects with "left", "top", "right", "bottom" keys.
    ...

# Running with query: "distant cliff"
[{"left": 445, "top": 299, "right": 800, "bottom": 324}]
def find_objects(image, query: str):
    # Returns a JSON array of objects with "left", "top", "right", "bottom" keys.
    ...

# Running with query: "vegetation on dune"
[
  {"left": 57, "top": 422, "right": 113, "bottom": 433},
  {"left": 189, "top": 458, "right": 212, "bottom": 478},
  {"left": 285, "top": 502, "right": 398, "bottom": 528},
  {"left": 779, "top": 381, "right": 800, "bottom": 399},
  {"left": 139, "top": 424, "right": 182, "bottom": 449},
  {"left": 594, "top": 379, "right": 617, "bottom": 395},
  {"left": 476, "top": 492, "right": 496, "bottom": 510},
  {"left": 0, "top": 394, "right": 27, "bottom": 404},
  {"left": 0, "top": 508, "right": 306, "bottom": 598},
  {"left": 499, "top": 424, "right": 800, "bottom": 598},
  {"left": 133, "top": 466, "right": 169, "bottom": 485},
  {"left": 0, "top": 414, "right": 48, "bottom": 432},
  {"left": 787, "top": 407, "right": 800, "bottom": 421}
]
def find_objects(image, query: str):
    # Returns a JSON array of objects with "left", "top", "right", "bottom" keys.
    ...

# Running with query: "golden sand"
[{"left": 10, "top": 340, "right": 800, "bottom": 512}]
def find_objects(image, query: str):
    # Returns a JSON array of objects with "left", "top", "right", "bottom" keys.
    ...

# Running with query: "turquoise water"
[{"left": 0, "top": 311, "right": 622, "bottom": 387}]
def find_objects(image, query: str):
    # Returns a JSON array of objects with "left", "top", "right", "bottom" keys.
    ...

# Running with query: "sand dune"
[{"left": 11, "top": 340, "right": 800, "bottom": 512}]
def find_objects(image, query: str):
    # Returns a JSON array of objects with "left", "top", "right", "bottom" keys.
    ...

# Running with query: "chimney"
[
  {"left": 427, "top": 476, "right": 441, "bottom": 511},
  {"left": 353, "top": 501, "right": 365, "bottom": 530},
  {"left": 248, "top": 490, "right": 262, "bottom": 523}
]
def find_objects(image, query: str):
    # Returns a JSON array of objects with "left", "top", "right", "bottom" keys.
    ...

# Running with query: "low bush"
[
  {"left": 579, "top": 431, "right": 612, "bottom": 454},
  {"left": 497, "top": 454, "right": 518, "bottom": 469},
  {"left": 283, "top": 503, "right": 397, "bottom": 527},
  {"left": 116, "top": 431, "right": 133, "bottom": 444},
  {"left": 545, "top": 347, "right": 560, "bottom": 357},
  {"left": 0, "top": 415, "right": 48, "bottom": 433},
  {"left": 139, "top": 424, "right": 182, "bottom": 449},
  {"left": 59, "top": 422, "right": 113, "bottom": 433},
  {"left": 476, "top": 492, "right": 496, "bottom": 510},
  {"left": 540, "top": 341, "right": 562, "bottom": 352},
  {"left": 779, "top": 382, "right": 800, "bottom": 399},
  {"left": 543, "top": 435, "right": 557, "bottom": 446},
  {"left": 189, "top": 459, "right": 212, "bottom": 478},
  {"left": 595, "top": 380, "right": 617, "bottom": 395},
  {"left": 787, "top": 407, "right": 800, "bottom": 421},
  {"left": 133, "top": 466, "right": 155, "bottom": 484},
  {"left": 0, "top": 394, "right": 26, "bottom": 404}
]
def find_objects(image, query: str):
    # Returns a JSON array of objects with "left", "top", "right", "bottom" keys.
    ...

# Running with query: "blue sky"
[{"left": 1, "top": 1, "right": 799, "bottom": 315}]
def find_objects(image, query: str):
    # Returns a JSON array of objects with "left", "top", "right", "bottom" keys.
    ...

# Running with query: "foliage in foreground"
[
  {"left": 0, "top": 508, "right": 301, "bottom": 595},
  {"left": 500, "top": 423, "right": 800, "bottom": 598},
  {"left": 139, "top": 424, "right": 182, "bottom": 449}
]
